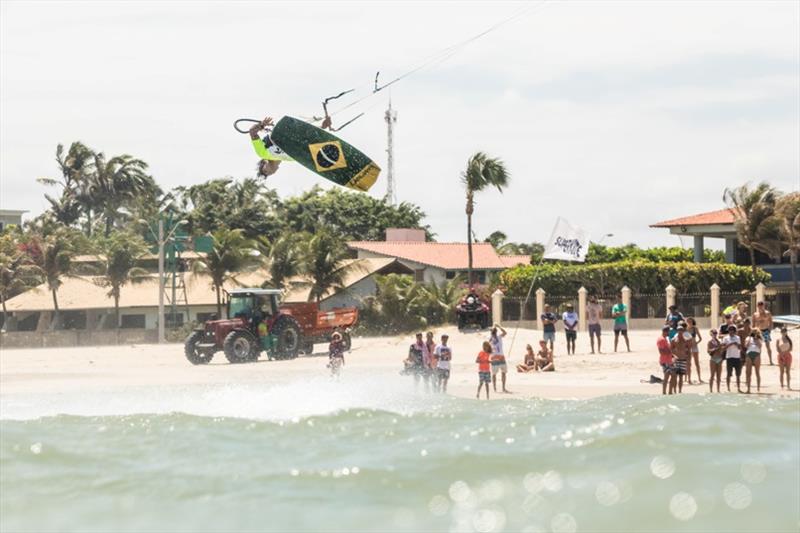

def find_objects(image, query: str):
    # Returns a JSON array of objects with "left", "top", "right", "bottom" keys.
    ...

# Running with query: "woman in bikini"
[
  {"left": 516, "top": 344, "right": 537, "bottom": 373},
  {"left": 707, "top": 329, "right": 724, "bottom": 393},
  {"left": 777, "top": 328, "right": 793, "bottom": 389},
  {"left": 686, "top": 317, "right": 703, "bottom": 384},
  {"left": 744, "top": 330, "right": 763, "bottom": 394},
  {"left": 535, "top": 340, "right": 555, "bottom": 372}
]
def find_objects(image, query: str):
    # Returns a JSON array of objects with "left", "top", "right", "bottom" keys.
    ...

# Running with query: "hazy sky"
[{"left": 2, "top": 1, "right": 798, "bottom": 249}]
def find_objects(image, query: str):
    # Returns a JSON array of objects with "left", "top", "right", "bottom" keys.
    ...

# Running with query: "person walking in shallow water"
[{"left": 476, "top": 341, "right": 492, "bottom": 399}]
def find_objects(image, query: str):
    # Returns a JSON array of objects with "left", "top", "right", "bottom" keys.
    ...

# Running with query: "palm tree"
[
  {"left": 192, "top": 229, "right": 255, "bottom": 317},
  {"left": 462, "top": 152, "right": 510, "bottom": 287},
  {"left": 90, "top": 152, "right": 155, "bottom": 236},
  {"left": 302, "top": 231, "right": 356, "bottom": 303},
  {"left": 37, "top": 142, "right": 95, "bottom": 229},
  {"left": 412, "top": 276, "right": 466, "bottom": 325},
  {"left": 256, "top": 234, "right": 304, "bottom": 291},
  {"left": 0, "top": 234, "right": 43, "bottom": 322},
  {"left": 94, "top": 232, "right": 150, "bottom": 327},
  {"left": 775, "top": 192, "right": 800, "bottom": 313},
  {"left": 24, "top": 229, "right": 78, "bottom": 327},
  {"left": 723, "top": 182, "right": 782, "bottom": 274}
]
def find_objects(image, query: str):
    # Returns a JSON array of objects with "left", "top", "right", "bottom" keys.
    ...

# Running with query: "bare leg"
[
  {"left": 755, "top": 357, "right": 761, "bottom": 392},
  {"left": 492, "top": 373, "right": 497, "bottom": 392},
  {"left": 663, "top": 372, "right": 669, "bottom": 395},
  {"left": 597, "top": 334, "right": 602, "bottom": 354},
  {"left": 669, "top": 373, "right": 677, "bottom": 394},
  {"left": 590, "top": 333, "right": 595, "bottom": 354},
  {"left": 442, "top": 378, "right": 448, "bottom": 393},
  {"left": 614, "top": 331, "right": 619, "bottom": 352},
  {"left": 787, "top": 367, "right": 792, "bottom": 390},
  {"left": 502, "top": 371, "right": 509, "bottom": 393},
  {"left": 765, "top": 341, "right": 773, "bottom": 365},
  {"left": 476, "top": 382, "right": 481, "bottom": 399},
  {"left": 687, "top": 358, "right": 693, "bottom": 385},
  {"left": 709, "top": 362, "right": 714, "bottom": 393},
  {"left": 745, "top": 359, "right": 753, "bottom": 394},
  {"left": 485, "top": 382, "right": 490, "bottom": 399},
  {"left": 694, "top": 353, "right": 703, "bottom": 383},
  {"left": 726, "top": 364, "right": 732, "bottom": 392},
  {"left": 736, "top": 364, "right": 742, "bottom": 393},
  {"left": 622, "top": 332, "right": 631, "bottom": 352}
]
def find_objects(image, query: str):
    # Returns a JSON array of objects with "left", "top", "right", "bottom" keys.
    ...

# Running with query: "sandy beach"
[{"left": 2, "top": 327, "right": 798, "bottom": 401}]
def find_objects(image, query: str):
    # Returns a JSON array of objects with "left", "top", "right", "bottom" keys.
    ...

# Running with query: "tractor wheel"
[
  {"left": 272, "top": 317, "right": 301, "bottom": 360},
  {"left": 184, "top": 331, "right": 215, "bottom": 365},
  {"left": 457, "top": 314, "right": 465, "bottom": 331},
  {"left": 480, "top": 312, "right": 490, "bottom": 329},
  {"left": 301, "top": 341, "right": 315, "bottom": 355},
  {"left": 223, "top": 330, "right": 259, "bottom": 364}
]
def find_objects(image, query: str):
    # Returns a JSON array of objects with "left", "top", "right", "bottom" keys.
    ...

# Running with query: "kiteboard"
[{"left": 269, "top": 116, "right": 381, "bottom": 192}]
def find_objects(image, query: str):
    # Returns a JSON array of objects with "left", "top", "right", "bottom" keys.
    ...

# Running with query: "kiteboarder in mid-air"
[{"left": 248, "top": 116, "right": 294, "bottom": 178}]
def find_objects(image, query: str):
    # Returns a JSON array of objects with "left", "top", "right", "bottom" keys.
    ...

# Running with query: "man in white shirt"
[
  {"left": 723, "top": 325, "right": 744, "bottom": 393},
  {"left": 434, "top": 334, "right": 453, "bottom": 393},
  {"left": 563, "top": 304, "right": 579, "bottom": 355}
]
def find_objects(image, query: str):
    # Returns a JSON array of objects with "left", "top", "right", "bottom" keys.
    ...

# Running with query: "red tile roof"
[
  {"left": 651, "top": 208, "right": 739, "bottom": 228},
  {"left": 499, "top": 254, "right": 532, "bottom": 268},
  {"left": 348, "top": 241, "right": 512, "bottom": 270}
]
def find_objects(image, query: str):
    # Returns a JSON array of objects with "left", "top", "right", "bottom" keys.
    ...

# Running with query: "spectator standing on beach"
[
  {"left": 752, "top": 301, "right": 774, "bottom": 365},
  {"left": 739, "top": 318, "right": 752, "bottom": 348},
  {"left": 744, "top": 330, "right": 763, "bottom": 394},
  {"left": 563, "top": 304, "right": 578, "bottom": 355},
  {"left": 426, "top": 331, "right": 439, "bottom": 392},
  {"left": 665, "top": 305, "right": 685, "bottom": 339},
  {"left": 723, "top": 325, "right": 744, "bottom": 393},
  {"left": 612, "top": 294, "right": 631, "bottom": 352},
  {"left": 777, "top": 328, "right": 793, "bottom": 389},
  {"left": 476, "top": 341, "right": 492, "bottom": 399},
  {"left": 489, "top": 324, "right": 509, "bottom": 393},
  {"left": 435, "top": 334, "right": 452, "bottom": 393},
  {"left": 707, "top": 329, "right": 724, "bottom": 393},
  {"left": 587, "top": 295, "right": 603, "bottom": 354},
  {"left": 541, "top": 305, "right": 558, "bottom": 351},
  {"left": 670, "top": 324, "right": 692, "bottom": 393},
  {"left": 686, "top": 317, "right": 703, "bottom": 384},
  {"left": 657, "top": 326, "right": 676, "bottom": 395}
]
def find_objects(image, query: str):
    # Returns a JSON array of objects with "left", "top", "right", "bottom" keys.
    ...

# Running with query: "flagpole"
[{"left": 506, "top": 256, "right": 546, "bottom": 360}]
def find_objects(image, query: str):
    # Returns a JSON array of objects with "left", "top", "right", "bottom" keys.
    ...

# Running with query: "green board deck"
[{"left": 270, "top": 116, "right": 381, "bottom": 192}]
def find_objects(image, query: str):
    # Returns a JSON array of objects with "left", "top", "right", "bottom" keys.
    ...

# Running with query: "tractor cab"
[{"left": 226, "top": 289, "right": 282, "bottom": 325}]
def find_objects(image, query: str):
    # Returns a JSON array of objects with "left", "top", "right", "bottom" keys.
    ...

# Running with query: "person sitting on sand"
[
  {"left": 516, "top": 344, "right": 537, "bottom": 373},
  {"left": 744, "top": 330, "right": 763, "bottom": 394},
  {"left": 658, "top": 326, "right": 676, "bottom": 395},
  {"left": 777, "top": 327, "right": 793, "bottom": 389},
  {"left": 476, "top": 341, "right": 492, "bottom": 399},
  {"left": 435, "top": 334, "right": 452, "bottom": 393},
  {"left": 328, "top": 331, "right": 345, "bottom": 378},
  {"left": 707, "top": 329, "right": 725, "bottom": 393},
  {"left": 535, "top": 340, "right": 555, "bottom": 372}
]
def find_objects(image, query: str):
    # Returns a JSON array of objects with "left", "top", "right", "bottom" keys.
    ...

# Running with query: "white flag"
[{"left": 543, "top": 217, "right": 590, "bottom": 262}]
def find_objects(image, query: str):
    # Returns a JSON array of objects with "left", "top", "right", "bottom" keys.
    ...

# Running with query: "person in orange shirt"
[{"left": 476, "top": 341, "right": 492, "bottom": 399}]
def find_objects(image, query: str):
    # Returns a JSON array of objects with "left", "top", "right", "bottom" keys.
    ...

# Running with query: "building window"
[
  {"left": 165, "top": 312, "right": 184, "bottom": 328},
  {"left": 121, "top": 314, "right": 146, "bottom": 329},
  {"left": 62, "top": 311, "right": 87, "bottom": 330},
  {"left": 196, "top": 312, "right": 216, "bottom": 323},
  {"left": 16, "top": 313, "right": 40, "bottom": 332},
  {"left": 414, "top": 269, "right": 425, "bottom": 282},
  {"left": 445, "top": 271, "right": 456, "bottom": 280}
]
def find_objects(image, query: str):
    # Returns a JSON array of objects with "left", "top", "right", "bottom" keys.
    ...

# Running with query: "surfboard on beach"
[{"left": 270, "top": 116, "right": 381, "bottom": 192}]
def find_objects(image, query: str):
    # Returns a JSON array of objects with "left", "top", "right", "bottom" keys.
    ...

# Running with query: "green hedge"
[{"left": 498, "top": 260, "right": 771, "bottom": 296}]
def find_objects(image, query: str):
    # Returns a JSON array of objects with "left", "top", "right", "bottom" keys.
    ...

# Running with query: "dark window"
[
  {"left": 165, "top": 312, "right": 184, "bottom": 328},
  {"left": 16, "top": 313, "right": 40, "bottom": 332},
  {"left": 61, "top": 311, "right": 87, "bottom": 330},
  {"left": 414, "top": 270, "right": 425, "bottom": 282},
  {"left": 121, "top": 314, "right": 146, "bottom": 329},
  {"left": 445, "top": 271, "right": 456, "bottom": 280}
]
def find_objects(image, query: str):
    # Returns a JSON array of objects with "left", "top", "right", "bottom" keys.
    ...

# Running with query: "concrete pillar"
[
  {"left": 693, "top": 235, "right": 704, "bottom": 263},
  {"left": 578, "top": 286, "right": 588, "bottom": 332},
  {"left": 621, "top": 286, "right": 631, "bottom": 324},
  {"left": 491, "top": 289, "right": 503, "bottom": 326},
  {"left": 755, "top": 282, "right": 766, "bottom": 305},
  {"left": 666, "top": 284, "right": 676, "bottom": 310},
  {"left": 710, "top": 283, "right": 720, "bottom": 329},
  {"left": 536, "top": 288, "right": 546, "bottom": 330},
  {"left": 36, "top": 312, "right": 51, "bottom": 332}
]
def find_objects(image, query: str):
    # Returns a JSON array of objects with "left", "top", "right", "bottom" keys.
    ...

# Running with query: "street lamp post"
[{"left": 158, "top": 219, "right": 165, "bottom": 344}]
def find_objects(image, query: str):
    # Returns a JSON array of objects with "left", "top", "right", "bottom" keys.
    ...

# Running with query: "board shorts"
[
  {"left": 778, "top": 352, "right": 792, "bottom": 367},
  {"left": 565, "top": 330, "right": 577, "bottom": 341},
  {"left": 614, "top": 323, "right": 628, "bottom": 333},
  {"left": 726, "top": 358, "right": 743, "bottom": 377},
  {"left": 478, "top": 371, "right": 491, "bottom": 383},
  {"left": 491, "top": 362, "right": 508, "bottom": 375},
  {"left": 674, "top": 359, "right": 688, "bottom": 375},
  {"left": 761, "top": 329, "right": 772, "bottom": 342},
  {"left": 543, "top": 331, "right": 556, "bottom": 342},
  {"left": 588, "top": 324, "right": 601, "bottom": 336},
  {"left": 661, "top": 363, "right": 675, "bottom": 374},
  {"left": 437, "top": 368, "right": 450, "bottom": 380}
]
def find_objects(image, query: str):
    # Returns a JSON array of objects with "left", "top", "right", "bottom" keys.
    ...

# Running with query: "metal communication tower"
[{"left": 384, "top": 101, "right": 397, "bottom": 205}]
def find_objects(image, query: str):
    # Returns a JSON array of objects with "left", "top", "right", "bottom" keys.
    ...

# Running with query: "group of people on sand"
[
  {"left": 657, "top": 300, "right": 794, "bottom": 395},
  {"left": 402, "top": 331, "right": 454, "bottom": 392},
  {"left": 537, "top": 294, "right": 632, "bottom": 356}
]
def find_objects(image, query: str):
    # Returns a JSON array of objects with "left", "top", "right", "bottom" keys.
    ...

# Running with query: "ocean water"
[{"left": 1, "top": 373, "right": 799, "bottom": 533}]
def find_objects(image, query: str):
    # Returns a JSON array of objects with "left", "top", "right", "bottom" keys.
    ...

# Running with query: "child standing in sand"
[
  {"left": 777, "top": 328, "right": 793, "bottom": 389},
  {"left": 476, "top": 341, "right": 492, "bottom": 399},
  {"left": 328, "top": 332, "right": 345, "bottom": 378},
  {"left": 658, "top": 326, "right": 676, "bottom": 395}
]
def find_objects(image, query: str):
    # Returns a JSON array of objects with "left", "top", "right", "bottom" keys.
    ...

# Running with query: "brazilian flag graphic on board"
[{"left": 270, "top": 116, "right": 380, "bottom": 192}]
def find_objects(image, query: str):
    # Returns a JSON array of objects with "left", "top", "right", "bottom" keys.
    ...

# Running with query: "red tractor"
[{"left": 184, "top": 288, "right": 357, "bottom": 364}]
